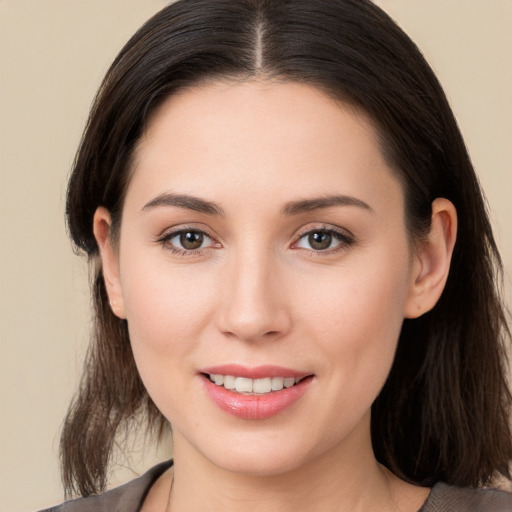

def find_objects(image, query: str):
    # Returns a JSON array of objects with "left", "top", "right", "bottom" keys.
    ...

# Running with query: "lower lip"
[{"left": 201, "top": 375, "right": 313, "bottom": 420}]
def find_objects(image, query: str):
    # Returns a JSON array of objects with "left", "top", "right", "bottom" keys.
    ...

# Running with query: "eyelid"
[
  {"left": 156, "top": 221, "right": 213, "bottom": 238},
  {"left": 155, "top": 223, "right": 354, "bottom": 255},
  {"left": 294, "top": 223, "right": 354, "bottom": 239},
  {"left": 156, "top": 224, "right": 221, "bottom": 254},
  {"left": 291, "top": 224, "right": 355, "bottom": 252}
]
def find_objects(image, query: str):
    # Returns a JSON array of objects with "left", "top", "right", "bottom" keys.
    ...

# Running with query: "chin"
[
  {"left": 214, "top": 450, "right": 309, "bottom": 478},
  {"left": 192, "top": 429, "right": 327, "bottom": 478}
]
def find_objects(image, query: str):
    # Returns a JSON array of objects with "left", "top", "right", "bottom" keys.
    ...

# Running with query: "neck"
[{"left": 166, "top": 418, "right": 424, "bottom": 512}]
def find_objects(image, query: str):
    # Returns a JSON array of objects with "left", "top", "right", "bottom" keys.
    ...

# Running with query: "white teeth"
[
  {"left": 223, "top": 375, "right": 236, "bottom": 390},
  {"left": 208, "top": 374, "right": 303, "bottom": 394},
  {"left": 235, "top": 377, "right": 253, "bottom": 393},
  {"left": 284, "top": 377, "right": 295, "bottom": 388},
  {"left": 271, "top": 376, "right": 284, "bottom": 390},
  {"left": 253, "top": 377, "right": 272, "bottom": 394}
]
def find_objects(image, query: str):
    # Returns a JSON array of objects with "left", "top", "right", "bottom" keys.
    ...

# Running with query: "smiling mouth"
[{"left": 203, "top": 373, "right": 310, "bottom": 395}]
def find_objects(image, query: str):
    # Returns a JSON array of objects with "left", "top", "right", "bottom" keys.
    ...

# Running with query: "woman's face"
[{"left": 104, "top": 81, "right": 422, "bottom": 476}]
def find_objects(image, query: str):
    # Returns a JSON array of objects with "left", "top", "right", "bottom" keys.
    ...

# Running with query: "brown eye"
[
  {"left": 308, "top": 231, "right": 332, "bottom": 250},
  {"left": 295, "top": 227, "right": 353, "bottom": 252},
  {"left": 161, "top": 229, "right": 215, "bottom": 254},
  {"left": 179, "top": 231, "right": 204, "bottom": 250}
]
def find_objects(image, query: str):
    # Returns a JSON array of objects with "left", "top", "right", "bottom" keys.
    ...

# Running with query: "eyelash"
[
  {"left": 156, "top": 225, "right": 354, "bottom": 256},
  {"left": 156, "top": 226, "right": 218, "bottom": 256},
  {"left": 292, "top": 225, "right": 355, "bottom": 254}
]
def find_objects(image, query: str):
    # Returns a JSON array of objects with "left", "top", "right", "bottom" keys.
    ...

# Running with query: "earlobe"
[
  {"left": 404, "top": 198, "right": 457, "bottom": 319},
  {"left": 92, "top": 207, "right": 126, "bottom": 319}
]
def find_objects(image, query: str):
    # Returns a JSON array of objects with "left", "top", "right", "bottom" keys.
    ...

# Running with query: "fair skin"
[{"left": 94, "top": 81, "right": 456, "bottom": 511}]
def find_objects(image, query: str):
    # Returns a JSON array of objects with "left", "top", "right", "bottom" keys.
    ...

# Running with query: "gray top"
[
  {"left": 419, "top": 481, "right": 512, "bottom": 511},
  {"left": 40, "top": 461, "right": 512, "bottom": 511}
]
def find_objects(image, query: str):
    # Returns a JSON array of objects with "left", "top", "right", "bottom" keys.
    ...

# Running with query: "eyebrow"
[
  {"left": 141, "top": 193, "right": 225, "bottom": 216},
  {"left": 282, "top": 195, "right": 374, "bottom": 215},
  {"left": 141, "top": 192, "right": 373, "bottom": 217}
]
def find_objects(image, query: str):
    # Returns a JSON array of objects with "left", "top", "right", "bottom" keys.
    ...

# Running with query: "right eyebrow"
[{"left": 141, "top": 193, "right": 225, "bottom": 216}]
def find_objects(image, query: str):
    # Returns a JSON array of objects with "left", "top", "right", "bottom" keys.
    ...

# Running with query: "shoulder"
[
  {"left": 38, "top": 460, "right": 173, "bottom": 512},
  {"left": 422, "top": 482, "right": 512, "bottom": 511}
]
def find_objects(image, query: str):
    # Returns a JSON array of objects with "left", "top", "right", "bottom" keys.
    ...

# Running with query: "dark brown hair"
[{"left": 62, "top": 0, "right": 512, "bottom": 497}]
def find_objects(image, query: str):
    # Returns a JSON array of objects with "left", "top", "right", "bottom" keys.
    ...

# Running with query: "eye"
[
  {"left": 158, "top": 228, "right": 218, "bottom": 254},
  {"left": 294, "top": 227, "right": 353, "bottom": 252}
]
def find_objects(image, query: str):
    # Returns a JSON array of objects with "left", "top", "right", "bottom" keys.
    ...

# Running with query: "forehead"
[
  {"left": 140, "top": 80, "right": 377, "bottom": 159},
  {"left": 128, "top": 80, "right": 403, "bottom": 215}
]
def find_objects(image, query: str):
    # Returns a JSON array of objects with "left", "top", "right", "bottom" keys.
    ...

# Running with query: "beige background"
[{"left": 0, "top": 1, "right": 511, "bottom": 511}]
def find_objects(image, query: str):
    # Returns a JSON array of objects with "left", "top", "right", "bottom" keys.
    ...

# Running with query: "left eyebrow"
[{"left": 282, "top": 195, "right": 374, "bottom": 215}]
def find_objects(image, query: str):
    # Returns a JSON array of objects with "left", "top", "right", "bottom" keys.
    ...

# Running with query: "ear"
[
  {"left": 404, "top": 198, "right": 457, "bottom": 319},
  {"left": 92, "top": 207, "right": 126, "bottom": 319}
]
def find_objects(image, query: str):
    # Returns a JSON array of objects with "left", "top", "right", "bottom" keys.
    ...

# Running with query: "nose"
[{"left": 215, "top": 248, "right": 292, "bottom": 343}]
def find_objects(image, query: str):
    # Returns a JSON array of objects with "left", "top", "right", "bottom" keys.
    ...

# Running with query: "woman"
[{"left": 43, "top": 0, "right": 512, "bottom": 510}]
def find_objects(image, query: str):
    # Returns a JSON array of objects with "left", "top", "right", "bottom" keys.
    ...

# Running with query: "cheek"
[
  {"left": 118, "top": 250, "right": 219, "bottom": 367},
  {"left": 297, "top": 252, "right": 411, "bottom": 391},
  {"left": 301, "top": 253, "right": 409, "bottom": 335},
  {"left": 118, "top": 257, "right": 224, "bottom": 422}
]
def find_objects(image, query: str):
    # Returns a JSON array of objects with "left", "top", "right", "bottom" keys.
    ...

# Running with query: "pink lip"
[
  {"left": 200, "top": 364, "right": 309, "bottom": 380},
  {"left": 199, "top": 365, "right": 314, "bottom": 420}
]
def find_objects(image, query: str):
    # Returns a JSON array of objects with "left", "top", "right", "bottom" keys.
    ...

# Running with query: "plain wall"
[{"left": 0, "top": 1, "right": 510, "bottom": 511}]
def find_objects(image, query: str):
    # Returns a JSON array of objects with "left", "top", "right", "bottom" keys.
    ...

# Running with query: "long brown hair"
[{"left": 62, "top": 0, "right": 512, "bottom": 497}]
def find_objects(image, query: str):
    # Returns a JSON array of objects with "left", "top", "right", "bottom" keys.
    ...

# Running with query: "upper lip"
[{"left": 200, "top": 364, "right": 311, "bottom": 380}]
